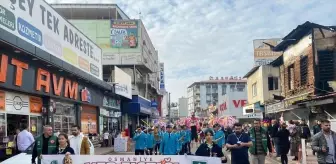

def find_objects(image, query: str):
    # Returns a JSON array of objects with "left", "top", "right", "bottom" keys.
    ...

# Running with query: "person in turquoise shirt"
[
  {"left": 160, "top": 125, "right": 180, "bottom": 155},
  {"left": 213, "top": 123, "right": 225, "bottom": 148},
  {"left": 145, "top": 128, "right": 155, "bottom": 155},
  {"left": 133, "top": 126, "right": 147, "bottom": 155},
  {"left": 183, "top": 125, "right": 192, "bottom": 154}
]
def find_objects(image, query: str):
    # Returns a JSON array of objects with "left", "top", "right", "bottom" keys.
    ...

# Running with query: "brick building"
[{"left": 266, "top": 21, "right": 336, "bottom": 124}]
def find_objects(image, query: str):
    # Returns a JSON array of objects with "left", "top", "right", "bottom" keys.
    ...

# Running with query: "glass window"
[
  {"left": 29, "top": 116, "right": 42, "bottom": 137},
  {"left": 252, "top": 83, "right": 257, "bottom": 96},
  {"left": 222, "top": 84, "right": 227, "bottom": 95},
  {"left": 0, "top": 113, "right": 6, "bottom": 139}
]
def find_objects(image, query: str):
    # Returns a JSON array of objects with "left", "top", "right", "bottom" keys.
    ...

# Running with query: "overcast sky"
[{"left": 48, "top": 0, "right": 336, "bottom": 102}]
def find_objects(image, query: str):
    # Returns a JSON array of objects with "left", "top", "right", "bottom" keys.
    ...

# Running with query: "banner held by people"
[{"left": 41, "top": 155, "right": 221, "bottom": 164}]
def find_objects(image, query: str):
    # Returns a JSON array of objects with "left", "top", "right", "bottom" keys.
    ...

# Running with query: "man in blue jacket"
[
  {"left": 160, "top": 125, "right": 180, "bottom": 155},
  {"left": 133, "top": 126, "right": 147, "bottom": 155},
  {"left": 146, "top": 128, "right": 155, "bottom": 155}
]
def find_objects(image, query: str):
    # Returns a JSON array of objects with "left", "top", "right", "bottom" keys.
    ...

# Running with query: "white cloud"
[{"left": 48, "top": 0, "right": 336, "bottom": 102}]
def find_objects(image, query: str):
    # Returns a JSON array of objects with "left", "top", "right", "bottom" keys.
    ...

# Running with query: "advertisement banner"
[
  {"left": 41, "top": 155, "right": 221, "bottom": 164},
  {"left": 253, "top": 39, "right": 282, "bottom": 66},
  {"left": 0, "top": 1, "right": 102, "bottom": 79},
  {"left": 114, "top": 66, "right": 132, "bottom": 99},
  {"left": 111, "top": 20, "right": 138, "bottom": 48},
  {"left": 159, "top": 62, "right": 165, "bottom": 89},
  {"left": 81, "top": 106, "right": 97, "bottom": 134}
]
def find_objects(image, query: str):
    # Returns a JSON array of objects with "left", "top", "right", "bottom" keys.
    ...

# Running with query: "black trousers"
[
  {"left": 135, "top": 149, "right": 144, "bottom": 155},
  {"left": 145, "top": 148, "right": 153, "bottom": 155},
  {"left": 104, "top": 139, "right": 109, "bottom": 147},
  {"left": 154, "top": 143, "right": 160, "bottom": 155}
]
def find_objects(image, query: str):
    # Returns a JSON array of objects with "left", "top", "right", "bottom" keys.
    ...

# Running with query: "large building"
[
  {"left": 52, "top": 4, "right": 162, "bottom": 132},
  {"left": 178, "top": 97, "right": 188, "bottom": 117},
  {"left": 265, "top": 22, "right": 336, "bottom": 125},
  {"left": 187, "top": 77, "right": 248, "bottom": 119},
  {"left": 0, "top": 0, "right": 122, "bottom": 145},
  {"left": 243, "top": 65, "right": 281, "bottom": 119}
]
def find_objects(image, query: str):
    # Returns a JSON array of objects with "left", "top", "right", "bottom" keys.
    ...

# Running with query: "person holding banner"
[
  {"left": 31, "top": 125, "right": 58, "bottom": 164},
  {"left": 195, "top": 128, "right": 227, "bottom": 163},
  {"left": 55, "top": 133, "right": 75, "bottom": 155},
  {"left": 153, "top": 126, "right": 162, "bottom": 155},
  {"left": 133, "top": 126, "right": 147, "bottom": 155},
  {"left": 160, "top": 125, "right": 180, "bottom": 155},
  {"left": 146, "top": 128, "right": 155, "bottom": 155}
]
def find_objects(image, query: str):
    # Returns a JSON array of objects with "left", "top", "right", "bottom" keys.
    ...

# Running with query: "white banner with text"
[{"left": 41, "top": 155, "right": 221, "bottom": 164}]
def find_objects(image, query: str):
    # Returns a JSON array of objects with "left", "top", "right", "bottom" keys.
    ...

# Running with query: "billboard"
[
  {"left": 253, "top": 39, "right": 282, "bottom": 66},
  {"left": 159, "top": 63, "right": 165, "bottom": 89},
  {"left": 114, "top": 66, "right": 132, "bottom": 99},
  {"left": 0, "top": 1, "right": 102, "bottom": 80},
  {"left": 110, "top": 20, "right": 138, "bottom": 48}
]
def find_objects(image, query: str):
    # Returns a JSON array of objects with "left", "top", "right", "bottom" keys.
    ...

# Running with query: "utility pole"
[{"left": 168, "top": 92, "right": 171, "bottom": 122}]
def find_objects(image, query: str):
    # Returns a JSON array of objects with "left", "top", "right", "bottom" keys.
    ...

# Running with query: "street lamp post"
[{"left": 168, "top": 92, "right": 171, "bottom": 121}]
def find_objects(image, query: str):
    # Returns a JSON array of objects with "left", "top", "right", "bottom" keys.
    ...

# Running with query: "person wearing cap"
[
  {"left": 213, "top": 123, "right": 225, "bottom": 148},
  {"left": 133, "top": 126, "right": 147, "bottom": 155},
  {"left": 160, "top": 125, "right": 180, "bottom": 155}
]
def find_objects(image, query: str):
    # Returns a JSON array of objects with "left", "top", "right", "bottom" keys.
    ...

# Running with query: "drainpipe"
[{"left": 145, "top": 74, "right": 148, "bottom": 99}]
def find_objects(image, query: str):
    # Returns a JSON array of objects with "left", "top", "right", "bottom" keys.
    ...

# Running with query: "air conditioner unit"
[{"left": 144, "top": 58, "right": 148, "bottom": 63}]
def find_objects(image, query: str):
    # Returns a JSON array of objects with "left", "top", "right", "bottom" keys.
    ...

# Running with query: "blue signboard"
[
  {"left": 159, "top": 63, "right": 165, "bottom": 89},
  {"left": 17, "top": 17, "right": 42, "bottom": 46}
]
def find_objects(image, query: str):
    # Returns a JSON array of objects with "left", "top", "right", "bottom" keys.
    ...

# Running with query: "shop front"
[
  {"left": 125, "top": 95, "right": 152, "bottom": 135},
  {"left": 0, "top": 49, "right": 111, "bottom": 137},
  {"left": 99, "top": 95, "right": 121, "bottom": 134},
  {"left": 0, "top": 91, "right": 43, "bottom": 138},
  {"left": 0, "top": 1, "right": 115, "bottom": 159}
]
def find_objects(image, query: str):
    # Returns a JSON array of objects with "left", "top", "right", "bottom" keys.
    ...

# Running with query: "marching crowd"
[
  {"left": 131, "top": 118, "right": 333, "bottom": 164},
  {"left": 12, "top": 117, "right": 335, "bottom": 164}
]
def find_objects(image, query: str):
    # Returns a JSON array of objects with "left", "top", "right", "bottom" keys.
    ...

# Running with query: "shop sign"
[
  {"left": 151, "top": 100, "right": 158, "bottom": 108},
  {"left": 29, "top": 96, "right": 42, "bottom": 113},
  {"left": 103, "top": 96, "right": 120, "bottom": 110},
  {"left": 109, "top": 110, "right": 121, "bottom": 117},
  {"left": 81, "top": 87, "right": 91, "bottom": 103},
  {"left": 265, "top": 102, "right": 284, "bottom": 114},
  {"left": 0, "top": 0, "right": 102, "bottom": 79},
  {"left": 5, "top": 91, "right": 29, "bottom": 114},
  {"left": 159, "top": 62, "right": 165, "bottom": 90},
  {"left": 0, "top": 90, "right": 4, "bottom": 111},
  {"left": 140, "top": 107, "right": 152, "bottom": 115},
  {"left": 114, "top": 66, "right": 132, "bottom": 99},
  {"left": 0, "top": 54, "right": 96, "bottom": 102},
  {"left": 284, "top": 94, "right": 309, "bottom": 108},
  {"left": 99, "top": 108, "right": 109, "bottom": 117},
  {"left": 245, "top": 113, "right": 263, "bottom": 118}
]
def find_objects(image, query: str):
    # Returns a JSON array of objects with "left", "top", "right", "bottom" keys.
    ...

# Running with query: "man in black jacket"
[{"left": 268, "top": 119, "right": 280, "bottom": 157}]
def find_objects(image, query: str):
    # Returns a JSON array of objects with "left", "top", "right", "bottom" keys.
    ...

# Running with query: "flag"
[{"left": 192, "top": 161, "right": 207, "bottom": 164}]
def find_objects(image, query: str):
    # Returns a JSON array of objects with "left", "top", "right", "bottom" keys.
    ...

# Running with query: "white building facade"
[
  {"left": 188, "top": 77, "right": 248, "bottom": 119},
  {"left": 178, "top": 97, "right": 189, "bottom": 117}
]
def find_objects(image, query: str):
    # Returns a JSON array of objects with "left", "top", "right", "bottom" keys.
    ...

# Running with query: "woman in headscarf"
[{"left": 277, "top": 123, "right": 290, "bottom": 164}]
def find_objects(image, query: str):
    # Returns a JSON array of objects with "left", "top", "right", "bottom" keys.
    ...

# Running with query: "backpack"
[{"left": 300, "top": 125, "right": 311, "bottom": 139}]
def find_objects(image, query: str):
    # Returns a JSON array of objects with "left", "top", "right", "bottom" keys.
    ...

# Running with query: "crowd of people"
[
  {"left": 12, "top": 116, "right": 336, "bottom": 164},
  {"left": 15, "top": 124, "right": 92, "bottom": 164}
]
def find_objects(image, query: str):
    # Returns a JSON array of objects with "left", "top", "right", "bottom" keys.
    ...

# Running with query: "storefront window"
[
  {"left": 0, "top": 113, "right": 6, "bottom": 139},
  {"left": 53, "top": 101, "right": 76, "bottom": 134},
  {"left": 30, "top": 116, "right": 42, "bottom": 136}
]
